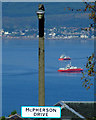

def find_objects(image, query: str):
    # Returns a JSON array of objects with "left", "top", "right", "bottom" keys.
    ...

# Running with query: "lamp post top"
[
  {"left": 37, "top": 4, "right": 45, "bottom": 20},
  {"left": 39, "top": 4, "right": 45, "bottom": 11}
]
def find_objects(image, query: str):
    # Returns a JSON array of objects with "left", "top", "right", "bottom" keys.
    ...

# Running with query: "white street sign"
[{"left": 21, "top": 106, "right": 61, "bottom": 118}]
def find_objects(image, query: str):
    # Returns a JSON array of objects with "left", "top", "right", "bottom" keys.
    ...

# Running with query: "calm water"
[{"left": 2, "top": 38, "right": 94, "bottom": 116}]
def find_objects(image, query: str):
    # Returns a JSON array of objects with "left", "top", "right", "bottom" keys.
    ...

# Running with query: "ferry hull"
[
  {"left": 58, "top": 58, "right": 71, "bottom": 61},
  {"left": 58, "top": 69, "right": 83, "bottom": 72}
]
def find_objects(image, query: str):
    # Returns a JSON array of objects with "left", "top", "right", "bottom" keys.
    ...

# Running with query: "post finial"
[{"left": 39, "top": 4, "right": 45, "bottom": 11}]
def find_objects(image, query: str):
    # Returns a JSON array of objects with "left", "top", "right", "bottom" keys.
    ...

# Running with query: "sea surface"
[{"left": 2, "top": 38, "right": 94, "bottom": 116}]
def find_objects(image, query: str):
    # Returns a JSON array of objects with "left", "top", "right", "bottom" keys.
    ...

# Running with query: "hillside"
[{"left": 2, "top": 2, "right": 91, "bottom": 31}]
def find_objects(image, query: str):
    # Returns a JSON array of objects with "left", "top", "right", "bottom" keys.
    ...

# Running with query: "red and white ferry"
[
  {"left": 58, "top": 63, "right": 83, "bottom": 72},
  {"left": 58, "top": 55, "right": 71, "bottom": 61}
]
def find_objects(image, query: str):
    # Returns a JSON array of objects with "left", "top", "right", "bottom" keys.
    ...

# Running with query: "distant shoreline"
[{"left": 2, "top": 36, "right": 94, "bottom": 41}]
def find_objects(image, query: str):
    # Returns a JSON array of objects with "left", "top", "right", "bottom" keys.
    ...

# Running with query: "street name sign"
[{"left": 21, "top": 106, "right": 61, "bottom": 118}]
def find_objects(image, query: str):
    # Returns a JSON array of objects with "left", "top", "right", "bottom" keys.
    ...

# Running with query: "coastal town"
[{"left": 0, "top": 26, "right": 94, "bottom": 39}]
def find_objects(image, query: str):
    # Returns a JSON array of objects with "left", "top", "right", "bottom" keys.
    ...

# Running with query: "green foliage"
[
  {"left": 81, "top": 53, "right": 95, "bottom": 90},
  {"left": 11, "top": 110, "right": 17, "bottom": 115},
  {"left": 84, "top": 2, "right": 96, "bottom": 30},
  {"left": 88, "top": 117, "right": 96, "bottom": 120},
  {"left": 80, "top": 2, "right": 95, "bottom": 90},
  {"left": 0, "top": 116, "right": 6, "bottom": 120}
]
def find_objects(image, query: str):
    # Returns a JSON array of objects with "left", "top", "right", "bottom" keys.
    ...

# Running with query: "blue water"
[{"left": 2, "top": 38, "right": 94, "bottom": 116}]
